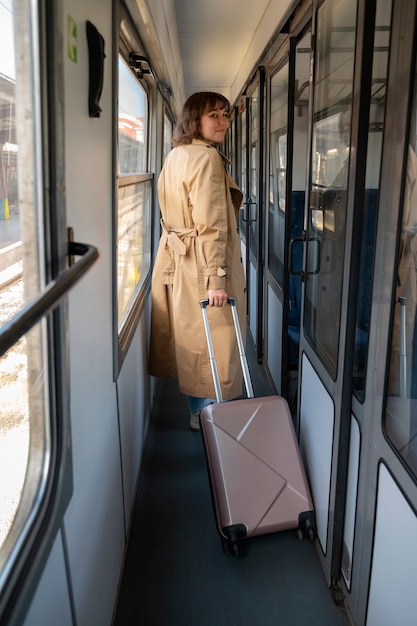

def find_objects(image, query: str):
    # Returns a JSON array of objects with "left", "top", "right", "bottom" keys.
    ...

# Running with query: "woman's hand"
[{"left": 208, "top": 289, "right": 228, "bottom": 307}]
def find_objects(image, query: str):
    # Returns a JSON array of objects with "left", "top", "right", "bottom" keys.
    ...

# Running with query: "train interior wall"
[{"left": 22, "top": 0, "right": 154, "bottom": 623}]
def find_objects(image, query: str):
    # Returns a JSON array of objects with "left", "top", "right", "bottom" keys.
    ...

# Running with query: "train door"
[
  {"left": 339, "top": 1, "right": 417, "bottom": 624},
  {"left": 238, "top": 70, "right": 265, "bottom": 357},
  {"left": 0, "top": 1, "right": 97, "bottom": 622},
  {"left": 265, "top": 27, "right": 311, "bottom": 402},
  {"left": 297, "top": 0, "right": 385, "bottom": 591}
]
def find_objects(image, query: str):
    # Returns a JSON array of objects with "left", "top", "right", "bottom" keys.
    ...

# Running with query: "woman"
[{"left": 149, "top": 92, "right": 246, "bottom": 430}]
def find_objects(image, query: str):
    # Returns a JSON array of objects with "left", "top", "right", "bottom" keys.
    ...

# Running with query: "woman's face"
[{"left": 199, "top": 106, "right": 229, "bottom": 144}]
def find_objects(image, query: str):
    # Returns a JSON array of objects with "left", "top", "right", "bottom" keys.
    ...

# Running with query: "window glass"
[
  {"left": 117, "top": 54, "right": 152, "bottom": 335},
  {"left": 118, "top": 57, "right": 147, "bottom": 174},
  {"left": 352, "top": 0, "right": 392, "bottom": 399},
  {"left": 268, "top": 62, "right": 289, "bottom": 286},
  {"left": 163, "top": 110, "right": 172, "bottom": 161},
  {"left": 0, "top": 287, "right": 29, "bottom": 551},
  {"left": 385, "top": 46, "right": 417, "bottom": 476},
  {"left": 288, "top": 32, "right": 311, "bottom": 370},
  {"left": 0, "top": 0, "right": 50, "bottom": 586},
  {"left": 239, "top": 101, "right": 247, "bottom": 238},
  {"left": 225, "top": 110, "right": 235, "bottom": 168},
  {"left": 304, "top": 0, "right": 357, "bottom": 377},
  {"left": 117, "top": 176, "right": 152, "bottom": 327},
  {"left": 249, "top": 87, "right": 259, "bottom": 257}
]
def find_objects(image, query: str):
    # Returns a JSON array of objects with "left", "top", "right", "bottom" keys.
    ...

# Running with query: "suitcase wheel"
[
  {"left": 307, "top": 525, "right": 316, "bottom": 542},
  {"left": 221, "top": 524, "right": 246, "bottom": 556},
  {"left": 295, "top": 526, "right": 315, "bottom": 542},
  {"left": 221, "top": 536, "right": 239, "bottom": 557},
  {"left": 296, "top": 511, "right": 316, "bottom": 542}
]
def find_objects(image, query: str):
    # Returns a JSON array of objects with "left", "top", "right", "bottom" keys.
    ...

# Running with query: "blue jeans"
[{"left": 186, "top": 396, "right": 214, "bottom": 413}]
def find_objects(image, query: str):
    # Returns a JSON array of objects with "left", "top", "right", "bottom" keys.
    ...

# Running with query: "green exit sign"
[{"left": 68, "top": 15, "right": 77, "bottom": 62}]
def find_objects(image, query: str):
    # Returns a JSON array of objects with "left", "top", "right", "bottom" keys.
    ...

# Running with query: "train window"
[
  {"left": 0, "top": 1, "right": 84, "bottom": 619},
  {"left": 304, "top": 0, "right": 357, "bottom": 378},
  {"left": 385, "top": 46, "right": 417, "bottom": 477},
  {"left": 116, "top": 53, "right": 153, "bottom": 352},
  {"left": 232, "top": 106, "right": 242, "bottom": 197},
  {"left": 249, "top": 86, "right": 260, "bottom": 257},
  {"left": 224, "top": 108, "right": 235, "bottom": 170},
  {"left": 118, "top": 57, "right": 148, "bottom": 174},
  {"left": 116, "top": 174, "right": 152, "bottom": 329},
  {"left": 163, "top": 109, "right": 173, "bottom": 161},
  {"left": 0, "top": 0, "right": 48, "bottom": 591},
  {"left": 268, "top": 60, "right": 289, "bottom": 287},
  {"left": 239, "top": 99, "right": 248, "bottom": 240},
  {"left": 352, "top": 0, "right": 392, "bottom": 399},
  {"left": 0, "top": 305, "right": 31, "bottom": 558}
]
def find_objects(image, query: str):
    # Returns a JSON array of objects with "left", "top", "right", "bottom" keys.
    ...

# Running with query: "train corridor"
[{"left": 113, "top": 339, "right": 350, "bottom": 626}]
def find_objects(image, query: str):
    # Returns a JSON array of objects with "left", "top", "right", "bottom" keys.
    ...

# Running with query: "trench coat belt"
[{"left": 160, "top": 219, "right": 197, "bottom": 255}]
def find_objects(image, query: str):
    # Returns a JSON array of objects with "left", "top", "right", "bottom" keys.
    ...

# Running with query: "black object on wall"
[{"left": 86, "top": 21, "right": 105, "bottom": 117}]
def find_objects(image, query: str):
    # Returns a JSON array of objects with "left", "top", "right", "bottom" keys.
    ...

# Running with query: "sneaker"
[{"left": 189, "top": 411, "right": 200, "bottom": 431}]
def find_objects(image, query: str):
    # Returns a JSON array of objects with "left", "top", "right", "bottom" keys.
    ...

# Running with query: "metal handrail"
[{"left": 0, "top": 241, "right": 99, "bottom": 356}]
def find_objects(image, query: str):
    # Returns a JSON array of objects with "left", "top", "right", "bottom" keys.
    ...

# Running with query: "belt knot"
[{"left": 161, "top": 219, "right": 197, "bottom": 255}]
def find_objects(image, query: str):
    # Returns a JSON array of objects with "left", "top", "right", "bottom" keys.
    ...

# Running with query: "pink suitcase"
[{"left": 199, "top": 298, "right": 315, "bottom": 556}]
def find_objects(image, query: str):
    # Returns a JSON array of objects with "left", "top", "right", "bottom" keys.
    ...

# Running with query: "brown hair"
[{"left": 172, "top": 91, "right": 230, "bottom": 146}]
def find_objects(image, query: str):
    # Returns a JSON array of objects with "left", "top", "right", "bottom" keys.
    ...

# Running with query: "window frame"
[{"left": 113, "top": 5, "right": 155, "bottom": 377}]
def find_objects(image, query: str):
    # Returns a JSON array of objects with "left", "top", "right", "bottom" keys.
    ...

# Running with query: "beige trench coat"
[{"left": 149, "top": 138, "right": 246, "bottom": 400}]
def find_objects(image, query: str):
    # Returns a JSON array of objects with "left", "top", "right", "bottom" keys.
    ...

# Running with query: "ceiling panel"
[{"left": 174, "top": 0, "right": 288, "bottom": 99}]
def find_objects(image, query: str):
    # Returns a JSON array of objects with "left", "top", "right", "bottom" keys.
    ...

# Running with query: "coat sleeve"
[{"left": 186, "top": 147, "right": 229, "bottom": 290}]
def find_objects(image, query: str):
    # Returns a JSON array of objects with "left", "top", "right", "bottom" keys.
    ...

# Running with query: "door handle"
[
  {"left": 289, "top": 232, "right": 306, "bottom": 281},
  {"left": 289, "top": 231, "right": 321, "bottom": 281},
  {"left": 242, "top": 199, "right": 256, "bottom": 223}
]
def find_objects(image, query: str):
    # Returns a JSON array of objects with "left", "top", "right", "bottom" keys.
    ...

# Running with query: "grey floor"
[{"left": 113, "top": 345, "right": 351, "bottom": 626}]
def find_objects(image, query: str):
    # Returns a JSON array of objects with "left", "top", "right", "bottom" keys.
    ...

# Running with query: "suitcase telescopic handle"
[{"left": 199, "top": 298, "right": 254, "bottom": 401}]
